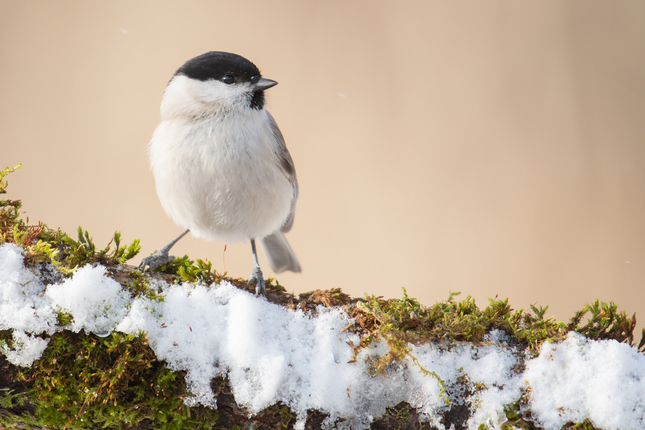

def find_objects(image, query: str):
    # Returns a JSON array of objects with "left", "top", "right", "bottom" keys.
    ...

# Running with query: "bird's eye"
[
  {"left": 251, "top": 75, "right": 260, "bottom": 84},
  {"left": 221, "top": 75, "right": 235, "bottom": 85}
]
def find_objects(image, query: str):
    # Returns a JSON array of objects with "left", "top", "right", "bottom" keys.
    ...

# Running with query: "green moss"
[
  {"left": 563, "top": 419, "right": 598, "bottom": 429},
  {"left": 349, "top": 288, "right": 641, "bottom": 415},
  {"left": 279, "top": 408, "right": 294, "bottom": 428},
  {"left": 261, "top": 403, "right": 294, "bottom": 429},
  {"left": 14, "top": 330, "right": 218, "bottom": 430},
  {"left": 0, "top": 164, "right": 26, "bottom": 243},
  {"left": 570, "top": 300, "right": 637, "bottom": 344},
  {"left": 171, "top": 256, "right": 226, "bottom": 285},
  {"left": 500, "top": 401, "right": 539, "bottom": 429},
  {"left": 126, "top": 270, "right": 165, "bottom": 303},
  {"left": 0, "top": 388, "right": 27, "bottom": 409},
  {"left": 54, "top": 227, "right": 142, "bottom": 272},
  {"left": 352, "top": 287, "right": 640, "bottom": 363},
  {"left": 56, "top": 311, "right": 74, "bottom": 327},
  {"left": 501, "top": 402, "right": 599, "bottom": 430},
  {"left": 383, "top": 404, "right": 410, "bottom": 429}
]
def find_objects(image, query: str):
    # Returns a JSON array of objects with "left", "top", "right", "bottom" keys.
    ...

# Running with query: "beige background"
[{"left": 1, "top": 1, "right": 644, "bottom": 328}]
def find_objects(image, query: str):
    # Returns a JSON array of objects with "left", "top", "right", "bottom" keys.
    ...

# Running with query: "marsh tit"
[{"left": 139, "top": 51, "right": 301, "bottom": 295}]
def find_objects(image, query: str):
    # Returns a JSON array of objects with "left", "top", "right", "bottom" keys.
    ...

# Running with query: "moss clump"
[
  {"left": 154, "top": 254, "right": 229, "bottom": 286},
  {"left": 346, "top": 287, "right": 642, "bottom": 412},
  {"left": 0, "top": 164, "right": 24, "bottom": 228},
  {"left": 13, "top": 330, "right": 218, "bottom": 430},
  {"left": 500, "top": 401, "right": 540, "bottom": 429},
  {"left": 570, "top": 299, "right": 637, "bottom": 344},
  {"left": 563, "top": 419, "right": 598, "bottom": 429},
  {"left": 350, "top": 287, "right": 641, "bottom": 358},
  {"left": 499, "top": 402, "right": 600, "bottom": 430},
  {"left": 15, "top": 227, "right": 141, "bottom": 276}
]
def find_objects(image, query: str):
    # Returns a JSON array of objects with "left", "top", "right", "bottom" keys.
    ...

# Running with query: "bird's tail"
[{"left": 260, "top": 231, "right": 301, "bottom": 273}]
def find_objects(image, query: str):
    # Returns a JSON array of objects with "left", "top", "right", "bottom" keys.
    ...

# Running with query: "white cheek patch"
[
  {"left": 193, "top": 79, "right": 251, "bottom": 106},
  {"left": 161, "top": 76, "right": 253, "bottom": 119}
]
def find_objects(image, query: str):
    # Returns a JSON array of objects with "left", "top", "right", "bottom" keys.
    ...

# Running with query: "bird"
[{"left": 139, "top": 51, "right": 301, "bottom": 295}]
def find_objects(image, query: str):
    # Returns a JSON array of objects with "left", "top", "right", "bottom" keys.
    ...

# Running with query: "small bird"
[{"left": 139, "top": 51, "right": 301, "bottom": 295}]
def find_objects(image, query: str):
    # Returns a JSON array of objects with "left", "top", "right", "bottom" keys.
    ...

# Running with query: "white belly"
[{"left": 149, "top": 110, "right": 293, "bottom": 243}]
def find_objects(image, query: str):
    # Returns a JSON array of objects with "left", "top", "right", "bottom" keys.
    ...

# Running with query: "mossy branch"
[{"left": 0, "top": 165, "right": 637, "bottom": 430}]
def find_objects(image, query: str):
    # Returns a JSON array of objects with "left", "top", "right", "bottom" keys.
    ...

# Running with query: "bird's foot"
[
  {"left": 248, "top": 266, "right": 266, "bottom": 296},
  {"left": 138, "top": 249, "right": 175, "bottom": 272},
  {"left": 139, "top": 229, "right": 189, "bottom": 272}
]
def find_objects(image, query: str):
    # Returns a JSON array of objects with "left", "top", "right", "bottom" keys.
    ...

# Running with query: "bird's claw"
[
  {"left": 248, "top": 266, "right": 266, "bottom": 296},
  {"left": 138, "top": 250, "right": 175, "bottom": 272}
]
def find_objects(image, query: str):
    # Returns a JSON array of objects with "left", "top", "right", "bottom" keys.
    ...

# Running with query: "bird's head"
[{"left": 161, "top": 51, "right": 277, "bottom": 119}]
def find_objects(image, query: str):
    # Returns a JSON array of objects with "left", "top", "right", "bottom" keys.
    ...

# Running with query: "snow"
[
  {"left": 524, "top": 331, "right": 645, "bottom": 429},
  {"left": 0, "top": 330, "right": 49, "bottom": 366},
  {"left": 47, "top": 264, "right": 129, "bottom": 336},
  {"left": 0, "top": 244, "right": 57, "bottom": 335},
  {"left": 1, "top": 242, "right": 645, "bottom": 429}
]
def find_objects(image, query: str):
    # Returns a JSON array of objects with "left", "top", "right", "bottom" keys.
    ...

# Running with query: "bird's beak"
[{"left": 255, "top": 78, "right": 278, "bottom": 91}]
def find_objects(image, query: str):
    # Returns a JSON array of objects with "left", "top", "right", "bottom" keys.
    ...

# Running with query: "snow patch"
[
  {"left": 524, "top": 331, "right": 645, "bottom": 429},
  {"left": 1, "top": 330, "right": 50, "bottom": 366},
  {"left": 47, "top": 264, "right": 129, "bottom": 335}
]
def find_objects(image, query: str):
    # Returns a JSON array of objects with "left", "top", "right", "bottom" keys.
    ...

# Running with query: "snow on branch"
[
  {"left": 1, "top": 242, "right": 644, "bottom": 430},
  {"left": 1, "top": 167, "right": 644, "bottom": 429}
]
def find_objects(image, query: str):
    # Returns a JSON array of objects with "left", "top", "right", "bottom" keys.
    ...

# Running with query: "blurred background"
[{"left": 1, "top": 1, "right": 644, "bottom": 327}]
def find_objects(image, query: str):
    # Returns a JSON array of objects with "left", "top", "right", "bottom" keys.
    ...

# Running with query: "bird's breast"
[{"left": 149, "top": 112, "right": 294, "bottom": 242}]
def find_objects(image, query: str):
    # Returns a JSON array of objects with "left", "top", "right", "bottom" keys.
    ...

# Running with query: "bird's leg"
[
  {"left": 248, "top": 238, "right": 266, "bottom": 296},
  {"left": 139, "top": 229, "right": 190, "bottom": 272}
]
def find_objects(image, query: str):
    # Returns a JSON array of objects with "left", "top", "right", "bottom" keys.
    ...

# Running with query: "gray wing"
[{"left": 268, "top": 111, "right": 298, "bottom": 233}]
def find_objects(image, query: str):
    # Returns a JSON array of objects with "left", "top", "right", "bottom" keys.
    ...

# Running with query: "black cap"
[{"left": 174, "top": 51, "right": 262, "bottom": 84}]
